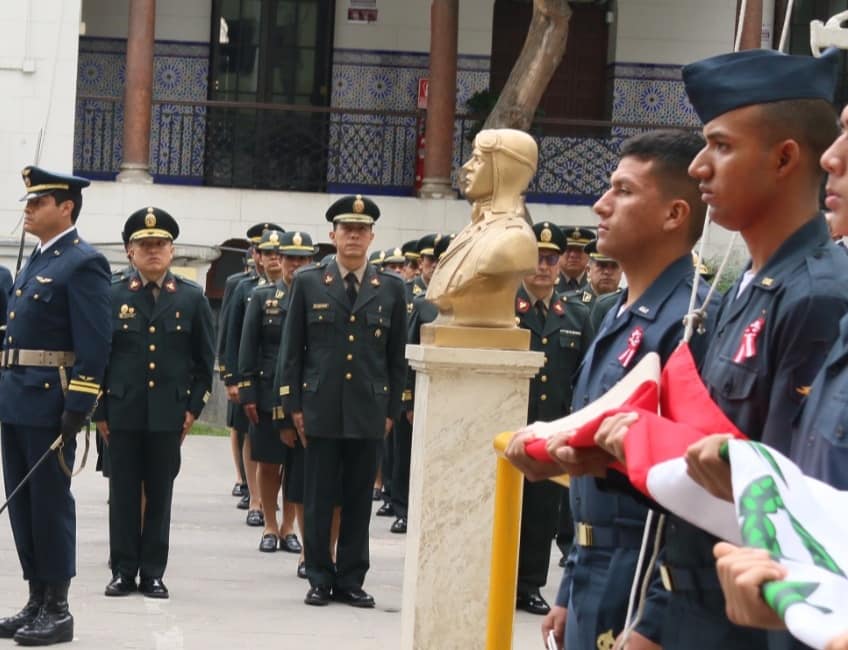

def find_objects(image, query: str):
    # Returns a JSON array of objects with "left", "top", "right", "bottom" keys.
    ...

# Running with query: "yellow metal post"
[{"left": 485, "top": 455, "right": 524, "bottom": 650}]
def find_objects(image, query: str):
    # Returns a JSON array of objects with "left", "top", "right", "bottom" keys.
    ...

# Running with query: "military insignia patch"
[
  {"left": 516, "top": 297, "right": 530, "bottom": 313},
  {"left": 164, "top": 279, "right": 177, "bottom": 293},
  {"left": 129, "top": 277, "right": 142, "bottom": 291},
  {"left": 582, "top": 291, "right": 593, "bottom": 303},
  {"left": 412, "top": 285, "right": 423, "bottom": 295},
  {"left": 370, "top": 276, "right": 380, "bottom": 287},
  {"left": 407, "top": 303, "right": 413, "bottom": 314},
  {"left": 293, "top": 232, "right": 302, "bottom": 246},
  {"left": 275, "top": 289, "right": 285, "bottom": 299},
  {"left": 324, "top": 273, "right": 334, "bottom": 285},
  {"left": 202, "top": 391, "right": 211, "bottom": 404},
  {"left": 596, "top": 629, "right": 615, "bottom": 650},
  {"left": 144, "top": 209, "right": 156, "bottom": 228},
  {"left": 353, "top": 195, "right": 365, "bottom": 213},
  {"left": 270, "top": 231, "right": 280, "bottom": 244},
  {"left": 552, "top": 301, "right": 564, "bottom": 315},
  {"left": 638, "top": 305, "right": 650, "bottom": 314},
  {"left": 796, "top": 385, "right": 811, "bottom": 397},
  {"left": 541, "top": 226, "right": 552, "bottom": 243},
  {"left": 35, "top": 276, "right": 53, "bottom": 284},
  {"left": 374, "top": 328, "right": 382, "bottom": 338}
]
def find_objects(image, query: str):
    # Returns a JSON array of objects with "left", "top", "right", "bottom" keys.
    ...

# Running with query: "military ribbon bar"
[
  {"left": 732, "top": 316, "right": 765, "bottom": 363},
  {"left": 618, "top": 326, "right": 644, "bottom": 368}
]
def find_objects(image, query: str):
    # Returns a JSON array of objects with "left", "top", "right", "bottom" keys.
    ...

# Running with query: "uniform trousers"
[
  {"left": 390, "top": 414, "right": 412, "bottom": 518},
  {"left": 660, "top": 589, "right": 768, "bottom": 649},
  {"left": 304, "top": 437, "right": 379, "bottom": 590},
  {"left": 108, "top": 429, "right": 181, "bottom": 580},
  {"left": 517, "top": 479, "right": 561, "bottom": 594},
  {"left": 1, "top": 423, "right": 76, "bottom": 582}
]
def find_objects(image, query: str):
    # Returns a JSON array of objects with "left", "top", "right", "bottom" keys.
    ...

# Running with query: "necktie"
[
  {"left": 345, "top": 272, "right": 358, "bottom": 307},
  {"left": 144, "top": 282, "right": 157, "bottom": 310},
  {"left": 535, "top": 299, "right": 548, "bottom": 323}
]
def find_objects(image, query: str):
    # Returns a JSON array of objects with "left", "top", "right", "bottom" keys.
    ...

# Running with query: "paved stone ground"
[{"left": 0, "top": 435, "right": 559, "bottom": 649}]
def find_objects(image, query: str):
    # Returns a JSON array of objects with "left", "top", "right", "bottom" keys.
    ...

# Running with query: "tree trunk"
[{"left": 483, "top": 0, "right": 572, "bottom": 131}]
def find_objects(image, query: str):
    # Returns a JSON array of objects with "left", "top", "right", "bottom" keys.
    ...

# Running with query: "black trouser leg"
[
  {"left": 109, "top": 430, "right": 144, "bottom": 578},
  {"left": 303, "top": 438, "right": 342, "bottom": 588},
  {"left": 517, "top": 479, "right": 562, "bottom": 593},
  {"left": 390, "top": 414, "right": 412, "bottom": 518},
  {"left": 139, "top": 431, "right": 181, "bottom": 579}
]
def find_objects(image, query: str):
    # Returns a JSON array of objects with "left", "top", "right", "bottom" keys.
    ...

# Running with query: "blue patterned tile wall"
[
  {"left": 75, "top": 37, "right": 210, "bottom": 182},
  {"left": 610, "top": 62, "right": 700, "bottom": 127}
]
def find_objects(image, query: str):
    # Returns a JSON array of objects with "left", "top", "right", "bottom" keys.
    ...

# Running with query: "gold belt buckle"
[
  {"left": 576, "top": 523, "right": 593, "bottom": 547},
  {"left": 659, "top": 563, "right": 674, "bottom": 592}
]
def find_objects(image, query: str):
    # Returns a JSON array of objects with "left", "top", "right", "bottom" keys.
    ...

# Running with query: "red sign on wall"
[{"left": 417, "top": 78, "right": 429, "bottom": 110}]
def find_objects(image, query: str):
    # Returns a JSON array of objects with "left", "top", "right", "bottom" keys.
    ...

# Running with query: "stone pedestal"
[{"left": 401, "top": 344, "right": 544, "bottom": 650}]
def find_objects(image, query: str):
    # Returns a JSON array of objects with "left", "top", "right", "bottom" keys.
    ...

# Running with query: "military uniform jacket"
[
  {"left": 0, "top": 230, "right": 111, "bottom": 426},
  {"left": 665, "top": 217, "right": 848, "bottom": 586},
  {"left": 216, "top": 269, "right": 251, "bottom": 380},
  {"left": 223, "top": 273, "right": 266, "bottom": 387},
  {"left": 279, "top": 260, "right": 407, "bottom": 439},
  {"left": 556, "top": 271, "right": 588, "bottom": 294},
  {"left": 792, "top": 312, "right": 848, "bottom": 490},
  {"left": 515, "top": 287, "right": 593, "bottom": 423},
  {"left": 560, "top": 254, "right": 715, "bottom": 640},
  {"left": 238, "top": 280, "right": 289, "bottom": 413},
  {"left": 590, "top": 289, "right": 623, "bottom": 332},
  {"left": 93, "top": 270, "right": 215, "bottom": 433},
  {"left": 403, "top": 292, "right": 438, "bottom": 411},
  {"left": 404, "top": 275, "right": 427, "bottom": 312}
]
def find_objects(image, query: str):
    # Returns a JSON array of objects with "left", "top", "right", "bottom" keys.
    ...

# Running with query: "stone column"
[
  {"left": 737, "top": 0, "right": 764, "bottom": 50},
  {"left": 117, "top": 0, "right": 156, "bottom": 183},
  {"left": 401, "top": 344, "right": 544, "bottom": 650},
  {"left": 419, "top": 0, "right": 458, "bottom": 199}
]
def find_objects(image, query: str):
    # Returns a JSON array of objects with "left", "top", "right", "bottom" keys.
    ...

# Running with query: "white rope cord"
[
  {"left": 734, "top": 0, "right": 749, "bottom": 51},
  {"left": 779, "top": 0, "right": 796, "bottom": 53},
  {"left": 619, "top": 512, "right": 667, "bottom": 647}
]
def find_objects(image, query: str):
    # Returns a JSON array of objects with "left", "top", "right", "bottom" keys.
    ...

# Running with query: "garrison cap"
[
  {"left": 326, "top": 194, "right": 380, "bottom": 225},
  {"left": 383, "top": 247, "right": 405, "bottom": 265},
  {"left": 563, "top": 226, "right": 596, "bottom": 248},
  {"left": 682, "top": 48, "right": 841, "bottom": 124},
  {"left": 20, "top": 166, "right": 90, "bottom": 201},
  {"left": 533, "top": 222, "right": 566, "bottom": 253},
  {"left": 434, "top": 233, "right": 456, "bottom": 261},
  {"left": 401, "top": 240, "right": 420, "bottom": 261},
  {"left": 246, "top": 222, "right": 284, "bottom": 244},
  {"left": 124, "top": 207, "right": 179, "bottom": 242},
  {"left": 585, "top": 240, "right": 616, "bottom": 263},
  {"left": 369, "top": 249, "right": 386, "bottom": 266},
  {"left": 279, "top": 231, "right": 316, "bottom": 257},
  {"left": 256, "top": 229, "right": 285, "bottom": 252},
  {"left": 416, "top": 233, "right": 439, "bottom": 258}
]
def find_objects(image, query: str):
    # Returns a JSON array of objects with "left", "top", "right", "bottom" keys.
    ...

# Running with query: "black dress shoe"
[
  {"left": 372, "top": 488, "right": 382, "bottom": 501},
  {"left": 279, "top": 534, "right": 302, "bottom": 553},
  {"left": 259, "top": 533, "right": 278, "bottom": 553},
  {"left": 104, "top": 575, "right": 137, "bottom": 597},
  {"left": 558, "top": 555, "right": 566, "bottom": 568},
  {"left": 231, "top": 483, "right": 246, "bottom": 497},
  {"left": 390, "top": 517, "right": 407, "bottom": 534},
  {"left": 332, "top": 587, "right": 375, "bottom": 608},
  {"left": 246, "top": 510, "right": 264, "bottom": 527},
  {"left": 139, "top": 578, "right": 169, "bottom": 599},
  {"left": 376, "top": 502, "right": 395, "bottom": 517},
  {"left": 296, "top": 562, "right": 307, "bottom": 579},
  {"left": 237, "top": 493, "right": 250, "bottom": 510},
  {"left": 304, "top": 586, "right": 331, "bottom": 606},
  {"left": 516, "top": 590, "right": 550, "bottom": 615}
]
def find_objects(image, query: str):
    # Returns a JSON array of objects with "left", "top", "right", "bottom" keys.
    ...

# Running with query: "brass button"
[
  {"left": 541, "top": 337, "right": 548, "bottom": 344},
  {"left": 303, "top": 382, "right": 308, "bottom": 388},
  {"left": 345, "top": 372, "right": 352, "bottom": 380},
  {"left": 15, "top": 289, "right": 21, "bottom": 297},
  {"left": 43, "top": 382, "right": 50, "bottom": 389},
  {"left": 541, "top": 375, "right": 548, "bottom": 383},
  {"left": 176, "top": 325, "right": 182, "bottom": 331},
  {"left": 148, "top": 380, "right": 155, "bottom": 388},
  {"left": 383, "top": 385, "right": 388, "bottom": 391},
  {"left": 348, "top": 335, "right": 355, "bottom": 342},
  {"left": 149, "top": 344, "right": 156, "bottom": 352},
  {"left": 9, "top": 312, "right": 14, "bottom": 319},
  {"left": 149, "top": 362, "right": 156, "bottom": 370},
  {"left": 318, "top": 315, "right": 323, "bottom": 321},
  {"left": 349, "top": 315, "right": 356, "bottom": 323},
  {"left": 346, "top": 354, "right": 353, "bottom": 361},
  {"left": 540, "top": 394, "right": 547, "bottom": 401},
  {"left": 149, "top": 325, "right": 156, "bottom": 333},
  {"left": 33, "top": 294, "right": 39, "bottom": 300},
  {"left": 123, "top": 324, "right": 128, "bottom": 330}
]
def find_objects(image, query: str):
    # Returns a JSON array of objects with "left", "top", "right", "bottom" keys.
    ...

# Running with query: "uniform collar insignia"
[
  {"left": 582, "top": 291, "right": 592, "bottom": 303},
  {"left": 552, "top": 301, "right": 564, "bottom": 315},
  {"left": 324, "top": 272, "right": 334, "bottom": 285},
  {"left": 795, "top": 385, "right": 811, "bottom": 397},
  {"left": 164, "top": 278, "right": 177, "bottom": 293},
  {"left": 275, "top": 289, "right": 285, "bottom": 299},
  {"left": 637, "top": 305, "right": 650, "bottom": 315},
  {"left": 516, "top": 297, "right": 530, "bottom": 313},
  {"left": 129, "top": 277, "right": 142, "bottom": 291},
  {"left": 370, "top": 275, "right": 380, "bottom": 287},
  {"left": 412, "top": 284, "right": 423, "bottom": 295},
  {"left": 35, "top": 276, "right": 53, "bottom": 284},
  {"left": 760, "top": 277, "right": 775, "bottom": 287}
]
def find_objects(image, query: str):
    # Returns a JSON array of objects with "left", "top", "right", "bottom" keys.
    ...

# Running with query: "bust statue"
[{"left": 426, "top": 129, "right": 538, "bottom": 329}]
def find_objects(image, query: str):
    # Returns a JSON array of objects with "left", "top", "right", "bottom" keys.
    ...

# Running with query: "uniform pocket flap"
[
  {"left": 106, "top": 383, "right": 126, "bottom": 398},
  {"left": 373, "top": 382, "right": 390, "bottom": 396},
  {"left": 307, "top": 310, "right": 335, "bottom": 324},
  {"left": 709, "top": 356, "right": 757, "bottom": 401}
]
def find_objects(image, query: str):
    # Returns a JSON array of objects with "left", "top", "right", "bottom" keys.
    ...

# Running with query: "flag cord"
[{"left": 620, "top": 512, "right": 667, "bottom": 645}]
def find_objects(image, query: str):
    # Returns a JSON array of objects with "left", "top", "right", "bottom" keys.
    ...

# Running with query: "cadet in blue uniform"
[
  {"left": 239, "top": 230, "right": 314, "bottom": 556},
  {"left": 0, "top": 167, "right": 111, "bottom": 645},
  {"left": 279, "top": 195, "right": 406, "bottom": 608},
  {"left": 94, "top": 208, "right": 214, "bottom": 600},
  {"left": 651, "top": 49, "right": 848, "bottom": 650},
  {"left": 506, "top": 130, "right": 713, "bottom": 650},
  {"left": 515, "top": 222, "right": 593, "bottom": 615},
  {"left": 555, "top": 226, "right": 594, "bottom": 293}
]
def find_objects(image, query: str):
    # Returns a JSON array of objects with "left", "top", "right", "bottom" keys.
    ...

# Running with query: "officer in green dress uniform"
[
  {"left": 279, "top": 195, "right": 407, "bottom": 608},
  {"left": 556, "top": 226, "right": 595, "bottom": 293},
  {"left": 94, "top": 207, "right": 214, "bottom": 600},
  {"left": 516, "top": 222, "right": 594, "bottom": 615},
  {"left": 400, "top": 241, "right": 420, "bottom": 282},
  {"left": 0, "top": 167, "right": 111, "bottom": 646},
  {"left": 583, "top": 240, "right": 623, "bottom": 330},
  {"left": 239, "top": 230, "right": 314, "bottom": 556}
]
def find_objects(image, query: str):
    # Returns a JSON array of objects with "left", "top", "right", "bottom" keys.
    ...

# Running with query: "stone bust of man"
[{"left": 426, "top": 128, "right": 538, "bottom": 328}]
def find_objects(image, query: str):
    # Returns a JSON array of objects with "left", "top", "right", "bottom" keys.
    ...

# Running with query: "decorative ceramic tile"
[{"left": 609, "top": 61, "right": 700, "bottom": 127}]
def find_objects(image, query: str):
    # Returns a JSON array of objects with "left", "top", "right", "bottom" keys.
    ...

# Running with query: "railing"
[{"left": 74, "top": 95, "right": 696, "bottom": 202}]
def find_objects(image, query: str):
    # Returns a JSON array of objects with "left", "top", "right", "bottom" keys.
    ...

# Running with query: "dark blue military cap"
[
  {"left": 562, "top": 226, "right": 596, "bottom": 248},
  {"left": 279, "top": 231, "right": 316, "bottom": 257},
  {"left": 124, "top": 207, "right": 180, "bottom": 242},
  {"left": 20, "top": 166, "right": 90, "bottom": 201},
  {"left": 246, "top": 222, "right": 283, "bottom": 244},
  {"left": 533, "top": 222, "right": 566, "bottom": 253},
  {"left": 326, "top": 195, "right": 380, "bottom": 225},
  {"left": 585, "top": 240, "right": 616, "bottom": 263},
  {"left": 416, "top": 233, "right": 439, "bottom": 258},
  {"left": 383, "top": 247, "right": 405, "bottom": 265},
  {"left": 256, "top": 229, "right": 285, "bottom": 252},
  {"left": 402, "top": 240, "right": 420, "bottom": 261},
  {"left": 434, "top": 233, "right": 456, "bottom": 261},
  {"left": 683, "top": 48, "right": 841, "bottom": 124}
]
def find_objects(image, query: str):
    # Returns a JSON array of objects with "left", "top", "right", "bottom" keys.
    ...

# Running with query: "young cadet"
[
  {"left": 400, "top": 240, "right": 420, "bottom": 282},
  {"left": 505, "top": 130, "right": 713, "bottom": 650},
  {"left": 515, "top": 222, "right": 593, "bottom": 615},
  {"left": 239, "top": 230, "right": 314, "bottom": 557},
  {"left": 0, "top": 167, "right": 111, "bottom": 646},
  {"left": 279, "top": 195, "right": 406, "bottom": 608},
  {"left": 555, "top": 226, "right": 594, "bottom": 293},
  {"left": 95, "top": 208, "right": 214, "bottom": 600}
]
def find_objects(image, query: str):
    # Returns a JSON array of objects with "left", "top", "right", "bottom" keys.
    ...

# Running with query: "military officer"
[
  {"left": 400, "top": 239, "right": 420, "bottom": 281},
  {"left": 279, "top": 195, "right": 406, "bottom": 608},
  {"left": 239, "top": 230, "right": 314, "bottom": 556},
  {"left": 515, "top": 222, "right": 593, "bottom": 615},
  {"left": 382, "top": 247, "right": 405, "bottom": 275},
  {"left": 224, "top": 223, "right": 282, "bottom": 521},
  {"left": 368, "top": 249, "right": 385, "bottom": 269},
  {"left": 0, "top": 167, "right": 111, "bottom": 645},
  {"left": 94, "top": 207, "right": 214, "bottom": 600},
  {"left": 555, "top": 226, "right": 594, "bottom": 293},
  {"left": 505, "top": 130, "right": 715, "bottom": 650},
  {"left": 583, "top": 241, "right": 624, "bottom": 329}
]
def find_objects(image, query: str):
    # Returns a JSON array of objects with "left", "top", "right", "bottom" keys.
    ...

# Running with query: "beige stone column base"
[
  {"left": 418, "top": 176, "right": 456, "bottom": 199},
  {"left": 401, "top": 343, "right": 544, "bottom": 650},
  {"left": 116, "top": 162, "right": 153, "bottom": 184}
]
